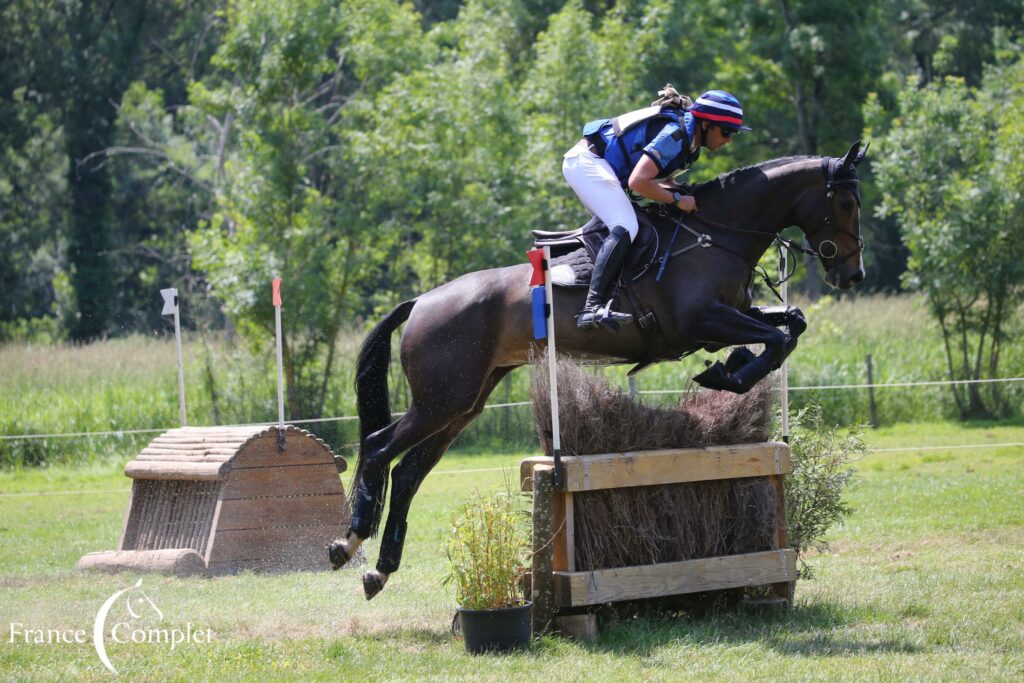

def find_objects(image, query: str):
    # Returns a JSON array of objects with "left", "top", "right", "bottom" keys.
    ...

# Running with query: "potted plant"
[{"left": 444, "top": 480, "right": 532, "bottom": 654}]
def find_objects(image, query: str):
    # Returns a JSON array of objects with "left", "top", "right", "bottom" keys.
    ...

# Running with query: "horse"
[{"left": 330, "top": 141, "right": 869, "bottom": 599}]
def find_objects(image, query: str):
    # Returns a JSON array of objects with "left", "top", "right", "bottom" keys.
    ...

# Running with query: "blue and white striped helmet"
[{"left": 691, "top": 90, "right": 752, "bottom": 131}]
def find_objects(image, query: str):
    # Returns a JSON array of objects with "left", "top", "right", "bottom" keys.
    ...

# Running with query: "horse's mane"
[{"left": 693, "top": 155, "right": 821, "bottom": 196}]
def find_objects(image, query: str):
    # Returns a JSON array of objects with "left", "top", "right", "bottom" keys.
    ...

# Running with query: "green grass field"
[{"left": 1, "top": 422, "right": 1022, "bottom": 681}]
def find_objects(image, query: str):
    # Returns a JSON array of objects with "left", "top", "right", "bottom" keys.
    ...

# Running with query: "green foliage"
[
  {"left": 183, "top": 0, "right": 428, "bottom": 419},
  {"left": 869, "top": 58, "right": 1024, "bottom": 417},
  {"left": 784, "top": 403, "right": 866, "bottom": 578},
  {"left": 443, "top": 477, "right": 531, "bottom": 610},
  {"left": 0, "top": 103, "right": 68, "bottom": 338}
]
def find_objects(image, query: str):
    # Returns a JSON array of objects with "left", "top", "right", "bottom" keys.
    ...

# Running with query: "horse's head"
[{"left": 800, "top": 141, "right": 869, "bottom": 289}]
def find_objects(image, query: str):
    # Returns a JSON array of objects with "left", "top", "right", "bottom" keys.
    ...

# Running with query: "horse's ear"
[
  {"left": 854, "top": 141, "right": 870, "bottom": 166},
  {"left": 841, "top": 140, "right": 862, "bottom": 168}
]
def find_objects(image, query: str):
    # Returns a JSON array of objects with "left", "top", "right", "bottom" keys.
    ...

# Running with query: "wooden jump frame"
[
  {"left": 78, "top": 425, "right": 353, "bottom": 576},
  {"left": 521, "top": 442, "right": 796, "bottom": 631}
]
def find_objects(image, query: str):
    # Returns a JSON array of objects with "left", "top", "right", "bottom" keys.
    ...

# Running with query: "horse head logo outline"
[{"left": 93, "top": 579, "right": 163, "bottom": 675}]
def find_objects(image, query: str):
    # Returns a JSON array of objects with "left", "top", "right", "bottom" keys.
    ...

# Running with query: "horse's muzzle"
[{"left": 826, "top": 264, "right": 865, "bottom": 290}]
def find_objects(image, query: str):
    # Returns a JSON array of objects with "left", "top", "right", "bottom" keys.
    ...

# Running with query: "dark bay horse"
[{"left": 331, "top": 142, "right": 868, "bottom": 599}]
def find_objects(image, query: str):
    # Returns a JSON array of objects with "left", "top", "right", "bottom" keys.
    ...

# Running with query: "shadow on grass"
[
  {"left": 956, "top": 416, "right": 1024, "bottom": 430},
  {"left": 584, "top": 601, "right": 923, "bottom": 658}
]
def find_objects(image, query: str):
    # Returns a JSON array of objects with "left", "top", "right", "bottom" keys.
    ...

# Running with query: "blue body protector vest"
[{"left": 582, "top": 106, "right": 700, "bottom": 186}]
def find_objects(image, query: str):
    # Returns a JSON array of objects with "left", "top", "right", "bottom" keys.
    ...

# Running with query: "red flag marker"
[
  {"left": 527, "top": 249, "right": 545, "bottom": 286},
  {"left": 272, "top": 278, "right": 282, "bottom": 307}
]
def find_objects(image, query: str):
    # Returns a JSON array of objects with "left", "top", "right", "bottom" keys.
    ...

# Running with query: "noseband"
[{"left": 813, "top": 157, "right": 864, "bottom": 269}]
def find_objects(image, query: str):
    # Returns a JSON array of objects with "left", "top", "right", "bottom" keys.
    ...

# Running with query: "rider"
[{"left": 564, "top": 87, "right": 752, "bottom": 330}]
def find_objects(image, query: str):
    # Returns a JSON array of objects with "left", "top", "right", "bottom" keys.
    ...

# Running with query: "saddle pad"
[{"left": 549, "top": 247, "right": 593, "bottom": 288}]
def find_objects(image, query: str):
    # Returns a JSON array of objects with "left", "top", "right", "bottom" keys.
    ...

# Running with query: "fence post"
[
  {"left": 531, "top": 465, "right": 555, "bottom": 634},
  {"left": 866, "top": 354, "right": 879, "bottom": 428},
  {"left": 628, "top": 375, "right": 637, "bottom": 401}
]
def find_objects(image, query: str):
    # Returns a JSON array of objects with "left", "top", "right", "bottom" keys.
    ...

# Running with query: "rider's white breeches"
[{"left": 562, "top": 141, "right": 639, "bottom": 241}]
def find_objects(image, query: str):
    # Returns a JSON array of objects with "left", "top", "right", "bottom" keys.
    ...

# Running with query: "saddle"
[{"left": 531, "top": 212, "right": 662, "bottom": 288}]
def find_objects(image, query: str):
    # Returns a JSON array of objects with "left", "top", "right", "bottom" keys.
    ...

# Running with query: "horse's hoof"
[
  {"left": 693, "top": 362, "right": 739, "bottom": 392},
  {"left": 362, "top": 571, "right": 385, "bottom": 600},
  {"left": 725, "top": 347, "right": 756, "bottom": 373},
  {"left": 327, "top": 538, "right": 351, "bottom": 570}
]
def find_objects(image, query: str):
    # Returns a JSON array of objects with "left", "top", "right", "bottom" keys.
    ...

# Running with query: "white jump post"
[
  {"left": 273, "top": 277, "right": 286, "bottom": 450},
  {"left": 160, "top": 288, "right": 187, "bottom": 427},
  {"left": 543, "top": 247, "right": 563, "bottom": 475},
  {"left": 779, "top": 252, "right": 790, "bottom": 443},
  {"left": 528, "top": 247, "right": 563, "bottom": 486}
]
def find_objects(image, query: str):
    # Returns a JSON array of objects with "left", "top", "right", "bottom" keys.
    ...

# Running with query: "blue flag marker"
[{"left": 532, "top": 286, "right": 547, "bottom": 339}]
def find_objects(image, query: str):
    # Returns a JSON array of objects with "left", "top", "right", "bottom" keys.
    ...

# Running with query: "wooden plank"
[
  {"left": 555, "top": 549, "right": 797, "bottom": 607},
  {"left": 521, "top": 442, "right": 790, "bottom": 492},
  {"left": 125, "top": 461, "right": 228, "bottom": 481},
  {"left": 769, "top": 474, "right": 789, "bottom": 549},
  {"left": 229, "top": 435, "right": 335, "bottom": 470},
  {"left": 145, "top": 441, "right": 244, "bottom": 449},
  {"left": 551, "top": 489, "right": 568, "bottom": 572},
  {"left": 219, "top": 463, "right": 343, "bottom": 499},
  {"left": 216, "top": 494, "right": 349, "bottom": 530},
  {"left": 149, "top": 436, "right": 258, "bottom": 446},
  {"left": 768, "top": 474, "right": 796, "bottom": 605},
  {"left": 564, "top": 492, "right": 575, "bottom": 573},
  {"left": 531, "top": 465, "right": 555, "bottom": 634},
  {"left": 205, "top": 524, "right": 342, "bottom": 566},
  {"left": 554, "top": 614, "right": 598, "bottom": 641},
  {"left": 204, "top": 498, "right": 223, "bottom": 564},
  {"left": 135, "top": 452, "right": 234, "bottom": 462}
]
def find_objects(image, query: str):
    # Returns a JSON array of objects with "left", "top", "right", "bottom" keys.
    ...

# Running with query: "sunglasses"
[{"left": 718, "top": 126, "right": 736, "bottom": 138}]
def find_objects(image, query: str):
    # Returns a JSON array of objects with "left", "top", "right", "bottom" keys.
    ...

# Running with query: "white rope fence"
[{"left": 636, "top": 376, "right": 1024, "bottom": 395}]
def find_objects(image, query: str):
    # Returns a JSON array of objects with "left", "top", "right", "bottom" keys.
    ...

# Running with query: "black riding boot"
[{"left": 576, "top": 225, "right": 634, "bottom": 330}]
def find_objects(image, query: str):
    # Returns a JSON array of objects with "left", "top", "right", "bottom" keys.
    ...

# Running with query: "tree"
[
  {"left": 184, "top": 0, "right": 425, "bottom": 420},
  {"left": 869, "top": 57, "right": 1024, "bottom": 417},
  {"left": 0, "top": 0, "right": 223, "bottom": 340}
]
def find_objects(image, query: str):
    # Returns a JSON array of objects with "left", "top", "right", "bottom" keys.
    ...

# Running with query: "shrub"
[
  {"left": 784, "top": 403, "right": 867, "bottom": 577},
  {"left": 443, "top": 476, "right": 531, "bottom": 610}
]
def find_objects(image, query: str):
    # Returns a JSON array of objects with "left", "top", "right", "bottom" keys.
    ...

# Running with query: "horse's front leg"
[
  {"left": 745, "top": 305, "right": 806, "bottom": 361},
  {"left": 690, "top": 302, "right": 794, "bottom": 394}
]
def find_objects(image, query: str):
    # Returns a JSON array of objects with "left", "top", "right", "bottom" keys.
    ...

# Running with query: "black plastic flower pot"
[{"left": 457, "top": 601, "right": 533, "bottom": 654}]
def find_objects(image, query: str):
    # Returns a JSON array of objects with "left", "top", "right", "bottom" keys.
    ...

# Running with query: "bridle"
[{"left": 810, "top": 156, "right": 865, "bottom": 270}]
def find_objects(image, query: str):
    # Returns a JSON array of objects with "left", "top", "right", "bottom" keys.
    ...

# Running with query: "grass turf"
[{"left": 1, "top": 423, "right": 1022, "bottom": 681}]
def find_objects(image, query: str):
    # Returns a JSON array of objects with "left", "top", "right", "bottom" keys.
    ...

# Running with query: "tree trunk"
[{"left": 65, "top": 4, "right": 150, "bottom": 340}]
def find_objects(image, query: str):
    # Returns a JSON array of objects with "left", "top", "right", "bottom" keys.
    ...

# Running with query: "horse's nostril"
[{"left": 851, "top": 269, "right": 865, "bottom": 283}]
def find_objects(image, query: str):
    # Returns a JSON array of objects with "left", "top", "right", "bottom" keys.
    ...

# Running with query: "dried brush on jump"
[{"left": 528, "top": 351, "right": 777, "bottom": 571}]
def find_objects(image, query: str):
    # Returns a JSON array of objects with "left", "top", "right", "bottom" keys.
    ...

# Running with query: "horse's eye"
[{"left": 840, "top": 200, "right": 854, "bottom": 212}]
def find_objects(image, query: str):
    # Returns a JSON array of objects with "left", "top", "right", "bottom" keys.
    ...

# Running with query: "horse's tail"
[{"left": 351, "top": 298, "right": 417, "bottom": 530}]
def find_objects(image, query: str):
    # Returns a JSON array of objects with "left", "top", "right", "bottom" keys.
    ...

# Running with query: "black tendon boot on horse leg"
[
  {"left": 576, "top": 225, "right": 634, "bottom": 331},
  {"left": 327, "top": 421, "right": 399, "bottom": 571}
]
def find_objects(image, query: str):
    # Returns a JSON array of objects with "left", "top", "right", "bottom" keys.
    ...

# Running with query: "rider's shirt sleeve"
[{"left": 643, "top": 122, "right": 685, "bottom": 173}]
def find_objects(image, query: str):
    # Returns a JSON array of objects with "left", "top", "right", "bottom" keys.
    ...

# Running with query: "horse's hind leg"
[
  {"left": 330, "top": 407, "right": 448, "bottom": 567},
  {"left": 329, "top": 364, "right": 506, "bottom": 574},
  {"left": 356, "top": 430, "right": 456, "bottom": 599},
  {"left": 362, "top": 367, "right": 515, "bottom": 600}
]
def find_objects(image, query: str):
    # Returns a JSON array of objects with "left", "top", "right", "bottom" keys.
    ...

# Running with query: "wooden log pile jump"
[
  {"left": 78, "top": 425, "right": 354, "bottom": 576},
  {"left": 525, "top": 355, "right": 795, "bottom": 635}
]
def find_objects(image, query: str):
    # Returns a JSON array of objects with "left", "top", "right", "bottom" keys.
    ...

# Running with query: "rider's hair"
[{"left": 651, "top": 83, "right": 692, "bottom": 110}]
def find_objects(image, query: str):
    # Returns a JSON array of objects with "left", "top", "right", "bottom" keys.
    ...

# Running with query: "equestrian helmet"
[{"left": 691, "top": 90, "right": 752, "bottom": 131}]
